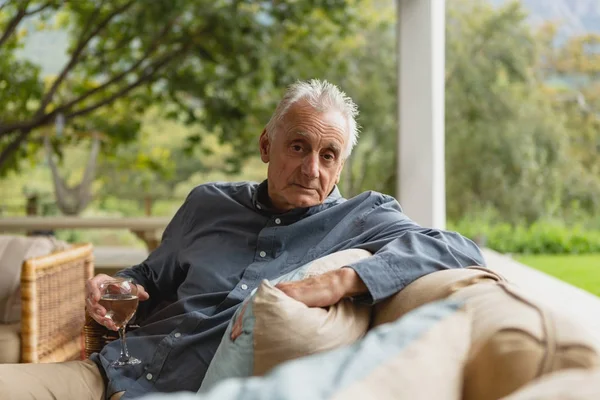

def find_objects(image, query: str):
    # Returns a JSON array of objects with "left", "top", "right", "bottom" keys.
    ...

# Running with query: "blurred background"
[{"left": 0, "top": 0, "right": 598, "bottom": 295}]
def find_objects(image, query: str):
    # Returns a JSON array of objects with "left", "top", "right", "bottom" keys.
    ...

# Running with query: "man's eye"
[
  {"left": 322, "top": 154, "right": 335, "bottom": 161},
  {"left": 291, "top": 145, "right": 303, "bottom": 152}
]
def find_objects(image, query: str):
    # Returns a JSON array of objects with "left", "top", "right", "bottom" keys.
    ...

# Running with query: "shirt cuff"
[{"left": 345, "top": 254, "right": 408, "bottom": 305}]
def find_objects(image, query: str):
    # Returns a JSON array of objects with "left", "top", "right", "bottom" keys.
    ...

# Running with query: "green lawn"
[{"left": 515, "top": 254, "right": 600, "bottom": 297}]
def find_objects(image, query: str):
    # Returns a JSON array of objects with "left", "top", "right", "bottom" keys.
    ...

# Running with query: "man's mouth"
[{"left": 292, "top": 183, "right": 316, "bottom": 191}]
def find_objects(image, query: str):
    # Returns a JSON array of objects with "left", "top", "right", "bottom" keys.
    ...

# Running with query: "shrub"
[{"left": 449, "top": 218, "right": 600, "bottom": 255}]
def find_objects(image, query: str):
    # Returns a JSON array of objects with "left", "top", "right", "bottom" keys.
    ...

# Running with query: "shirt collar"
[{"left": 252, "top": 179, "right": 342, "bottom": 215}]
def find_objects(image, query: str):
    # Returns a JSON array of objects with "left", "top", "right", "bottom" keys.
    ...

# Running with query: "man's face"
[{"left": 259, "top": 101, "right": 348, "bottom": 211}]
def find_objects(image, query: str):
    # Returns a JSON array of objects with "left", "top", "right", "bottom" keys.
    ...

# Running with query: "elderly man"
[{"left": 0, "top": 79, "right": 484, "bottom": 399}]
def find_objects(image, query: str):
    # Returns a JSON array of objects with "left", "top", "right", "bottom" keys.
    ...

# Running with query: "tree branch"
[
  {"left": 0, "top": 41, "right": 188, "bottom": 138},
  {"left": 0, "top": 42, "right": 189, "bottom": 139},
  {"left": 0, "top": 1, "right": 30, "bottom": 48},
  {"left": 59, "top": 18, "right": 178, "bottom": 112},
  {"left": 66, "top": 47, "right": 185, "bottom": 120},
  {"left": 24, "top": 1, "right": 55, "bottom": 16},
  {"left": 0, "top": 115, "right": 45, "bottom": 136},
  {"left": 36, "top": 0, "right": 135, "bottom": 115},
  {"left": 0, "top": 128, "right": 30, "bottom": 168}
]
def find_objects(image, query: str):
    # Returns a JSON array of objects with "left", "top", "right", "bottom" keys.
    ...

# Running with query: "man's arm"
[
  {"left": 277, "top": 194, "right": 484, "bottom": 306},
  {"left": 342, "top": 194, "right": 485, "bottom": 304}
]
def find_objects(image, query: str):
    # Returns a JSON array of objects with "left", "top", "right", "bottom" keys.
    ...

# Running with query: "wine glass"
[{"left": 98, "top": 278, "right": 141, "bottom": 367}]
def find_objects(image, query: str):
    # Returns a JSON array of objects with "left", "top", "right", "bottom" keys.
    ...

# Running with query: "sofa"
[
  {"left": 85, "top": 250, "right": 600, "bottom": 399},
  {"left": 0, "top": 235, "right": 94, "bottom": 364}
]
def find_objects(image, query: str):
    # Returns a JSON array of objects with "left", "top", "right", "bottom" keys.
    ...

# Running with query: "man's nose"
[{"left": 301, "top": 153, "right": 320, "bottom": 179}]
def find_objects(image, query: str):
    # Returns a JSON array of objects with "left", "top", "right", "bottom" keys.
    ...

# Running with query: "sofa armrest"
[{"left": 20, "top": 243, "right": 94, "bottom": 363}]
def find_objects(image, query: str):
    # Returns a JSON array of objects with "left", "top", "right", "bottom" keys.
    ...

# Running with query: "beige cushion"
[
  {"left": 0, "top": 322, "right": 21, "bottom": 363},
  {"left": 452, "top": 282, "right": 600, "bottom": 400},
  {"left": 372, "top": 266, "right": 506, "bottom": 327},
  {"left": 0, "top": 235, "right": 70, "bottom": 323},
  {"left": 252, "top": 249, "right": 373, "bottom": 375},
  {"left": 252, "top": 280, "right": 371, "bottom": 376},
  {"left": 501, "top": 368, "right": 600, "bottom": 400},
  {"left": 372, "top": 267, "right": 600, "bottom": 400}
]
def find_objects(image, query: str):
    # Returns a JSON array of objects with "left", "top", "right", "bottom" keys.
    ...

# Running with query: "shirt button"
[
  {"left": 174, "top": 332, "right": 181, "bottom": 338},
  {"left": 241, "top": 284, "right": 248, "bottom": 290},
  {"left": 275, "top": 218, "right": 281, "bottom": 225},
  {"left": 146, "top": 373, "right": 153, "bottom": 381},
  {"left": 257, "top": 204, "right": 262, "bottom": 210},
  {"left": 259, "top": 251, "right": 266, "bottom": 257}
]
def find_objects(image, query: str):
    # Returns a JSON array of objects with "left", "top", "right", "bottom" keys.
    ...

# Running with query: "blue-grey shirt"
[{"left": 91, "top": 180, "right": 484, "bottom": 399}]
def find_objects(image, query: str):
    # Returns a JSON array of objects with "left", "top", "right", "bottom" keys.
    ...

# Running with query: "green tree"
[
  {"left": 0, "top": 0, "right": 356, "bottom": 174},
  {"left": 538, "top": 30, "right": 600, "bottom": 216},
  {"left": 444, "top": 0, "right": 574, "bottom": 223},
  {"left": 336, "top": 1, "right": 397, "bottom": 198}
]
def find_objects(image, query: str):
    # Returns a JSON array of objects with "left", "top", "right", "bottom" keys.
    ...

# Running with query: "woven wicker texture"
[
  {"left": 21, "top": 243, "right": 94, "bottom": 363},
  {"left": 84, "top": 313, "right": 138, "bottom": 359}
]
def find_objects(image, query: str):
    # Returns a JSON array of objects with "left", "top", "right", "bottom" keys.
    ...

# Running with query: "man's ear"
[{"left": 259, "top": 129, "right": 270, "bottom": 163}]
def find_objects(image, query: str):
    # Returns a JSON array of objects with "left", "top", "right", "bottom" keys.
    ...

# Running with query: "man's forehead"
[
  {"left": 283, "top": 103, "right": 346, "bottom": 133},
  {"left": 285, "top": 101, "right": 345, "bottom": 124}
]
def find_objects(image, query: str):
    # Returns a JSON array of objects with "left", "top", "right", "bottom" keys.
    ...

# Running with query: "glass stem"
[{"left": 119, "top": 326, "right": 130, "bottom": 361}]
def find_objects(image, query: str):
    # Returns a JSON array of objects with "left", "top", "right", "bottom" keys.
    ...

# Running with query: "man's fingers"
[
  {"left": 231, "top": 321, "right": 241, "bottom": 341},
  {"left": 274, "top": 274, "right": 342, "bottom": 308},
  {"left": 86, "top": 274, "right": 112, "bottom": 303},
  {"left": 86, "top": 279, "right": 101, "bottom": 303},
  {"left": 230, "top": 302, "right": 249, "bottom": 341},
  {"left": 103, "top": 320, "right": 118, "bottom": 331},
  {"left": 136, "top": 285, "right": 150, "bottom": 301},
  {"left": 86, "top": 298, "right": 106, "bottom": 316},
  {"left": 86, "top": 273, "right": 114, "bottom": 329}
]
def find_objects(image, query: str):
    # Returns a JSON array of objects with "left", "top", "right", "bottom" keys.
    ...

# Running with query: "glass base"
[{"left": 111, "top": 356, "right": 141, "bottom": 367}]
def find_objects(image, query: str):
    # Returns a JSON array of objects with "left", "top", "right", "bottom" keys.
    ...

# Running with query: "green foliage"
[
  {"left": 0, "top": 0, "right": 358, "bottom": 175},
  {"left": 1, "top": 0, "right": 599, "bottom": 239},
  {"left": 450, "top": 216, "right": 600, "bottom": 255},
  {"left": 320, "top": 0, "right": 397, "bottom": 197},
  {"left": 445, "top": 0, "right": 572, "bottom": 223}
]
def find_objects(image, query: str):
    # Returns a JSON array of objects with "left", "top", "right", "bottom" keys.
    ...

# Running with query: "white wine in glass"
[{"left": 99, "top": 278, "right": 141, "bottom": 367}]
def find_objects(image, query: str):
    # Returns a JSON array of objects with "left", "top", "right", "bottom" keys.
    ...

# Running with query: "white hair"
[{"left": 265, "top": 79, "right": 359, "bottom": 158}]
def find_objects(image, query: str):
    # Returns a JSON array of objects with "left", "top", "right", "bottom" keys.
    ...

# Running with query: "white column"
[{"left": 396, "top": 0, "right": 446, "bottom": 229}]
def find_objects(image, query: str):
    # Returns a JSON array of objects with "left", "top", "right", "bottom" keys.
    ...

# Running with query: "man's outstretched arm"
[{"left": 277, "top": 194, "right": 484, "bottom": 307}]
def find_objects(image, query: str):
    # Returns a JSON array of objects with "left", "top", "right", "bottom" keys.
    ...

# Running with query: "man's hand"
[
  {"left": 230, "top": 268, "right": 368, "bottom": 341},
  {"left": 275, "top": 267, "right": 368, "bottom": 308},
  {"left": 85, "top": 273, "right": 150, "bottom": 331}
]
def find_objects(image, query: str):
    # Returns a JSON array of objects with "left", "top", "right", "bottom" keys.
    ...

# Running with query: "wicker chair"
[
  {"left": 20, "top": 243, "right": 94, "bottom": 363},
  {"left": 83, "top": 314, "right": 139, "bottom": 359}
]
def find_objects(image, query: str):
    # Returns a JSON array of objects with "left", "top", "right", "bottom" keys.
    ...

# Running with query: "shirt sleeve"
[
  {"left": 346, "top": 194, "right": 486, "bottom": 304},
  {"left": 115, "top": 187, "right": 198, "bottom": 320}
]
